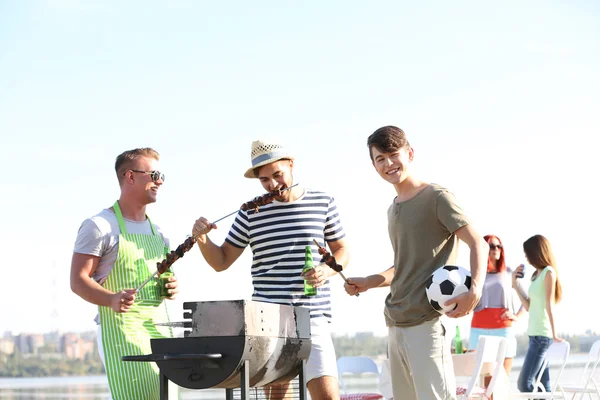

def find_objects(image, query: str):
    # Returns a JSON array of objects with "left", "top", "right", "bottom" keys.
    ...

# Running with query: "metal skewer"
[
  {"left": 316, "top": 262, "right": 359, "bottom": 296},
  {"left": 136, "top": 184, "right": 299, "bottom": 292},
  {"left": 312, "top": 238, "right": 359, "bottom": 296}
]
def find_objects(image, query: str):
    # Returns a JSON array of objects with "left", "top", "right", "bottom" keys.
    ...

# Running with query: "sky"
[{"left": 1, "top": 1, "right": 599, "bottom": 338}]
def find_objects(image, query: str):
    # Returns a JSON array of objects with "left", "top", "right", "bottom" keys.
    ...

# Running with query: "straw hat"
[{"left": 244, "top": 140, "right": 294, "bottom": 179}]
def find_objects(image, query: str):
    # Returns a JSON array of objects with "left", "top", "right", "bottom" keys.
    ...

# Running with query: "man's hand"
[
  {"left": 192, "top": 217, "right": 217, "bottom": 244},
  {"left": 110, "top": 289, "right": 137, "bottom": 313},
  {"left": 344, "top": 277, "right": 370, "bottom": 296},
  {"left": 164, "top": 274, "right": 179, "bottom": 300},
  {"left": 302, "top": 264, "right": 330, "bottom": 288},
  {"left": 444, "top": 287, "right": 481, "bottom": 318}
]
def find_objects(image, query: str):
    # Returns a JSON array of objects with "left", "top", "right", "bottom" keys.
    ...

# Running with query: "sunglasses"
[
  {"left": 128, "top": 170, "right": 165, "bottom": 182},
  {"left": 489, "top": 244, "right": 503, "bottom": 250}
]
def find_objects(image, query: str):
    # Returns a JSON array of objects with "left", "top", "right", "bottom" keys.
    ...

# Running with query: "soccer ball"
[{"left": 425, "top": 265, "right": 472, "bottom": 313}]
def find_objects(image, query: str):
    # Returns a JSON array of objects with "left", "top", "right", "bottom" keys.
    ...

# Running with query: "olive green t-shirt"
[{"left": 384, "top": 183, "right": 470, "bottom": 327}]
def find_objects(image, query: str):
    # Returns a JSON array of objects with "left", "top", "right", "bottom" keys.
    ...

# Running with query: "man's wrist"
[
  {"left": 365, "top": 275, "right": 380, "bottom": 289},
  {"left": 195, "top": 234, "right": 208, "bottom": 245},
  {"left": 470, "top": 280, "right": 483, "bottom": 297}
]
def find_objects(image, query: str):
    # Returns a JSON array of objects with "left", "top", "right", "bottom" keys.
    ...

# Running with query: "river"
[{"left": 0, "top": 354, "right": 597, "bottom": 399}]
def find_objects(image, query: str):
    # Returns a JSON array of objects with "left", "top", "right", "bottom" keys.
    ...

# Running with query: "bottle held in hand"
[
  {"left": 303, "top": 246, "right": 317, "bottom": 296},
  {"left": 159, "top": 269, "right": 174, "bottom": 298},
  {"left": 516, "top": 263, "right": 525, "bottom": 279}
]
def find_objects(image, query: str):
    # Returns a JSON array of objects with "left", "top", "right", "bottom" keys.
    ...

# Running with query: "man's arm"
[
  {"left": 344, "top": 266, "right": 395, "bottom": 295},
  {"left": 445, "top": 224, "right": 488, "bottom": 318},
  {"left": 70, "top": 253, "right": 135, "bottom": 313},
  {"left": 325, "top": 237, "right": 349, "bottom": 275},
  {"left": 193, "top": 217, "right": 245, "bottom": 272}
]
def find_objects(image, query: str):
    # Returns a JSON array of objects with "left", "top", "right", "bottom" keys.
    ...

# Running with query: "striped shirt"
[{"left": 225, "top": 189, "right": 346, "bottom": 322}]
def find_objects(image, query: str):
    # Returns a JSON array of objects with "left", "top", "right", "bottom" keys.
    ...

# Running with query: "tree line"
[
  {"left": 1, "top": 331, "right": 598, "bottom": 377},
  {"left": 333, "top": 332, "right": 600, "bottom": 358}
]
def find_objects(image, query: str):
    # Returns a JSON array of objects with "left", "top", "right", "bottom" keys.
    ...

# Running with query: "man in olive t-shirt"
[{"left": 345, "top": 126, "right": 488, "bottom": 400}]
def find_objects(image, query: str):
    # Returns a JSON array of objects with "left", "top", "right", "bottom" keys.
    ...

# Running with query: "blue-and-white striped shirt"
[{"left": 225, "top": 189, "right": 346, "bottom": 322}]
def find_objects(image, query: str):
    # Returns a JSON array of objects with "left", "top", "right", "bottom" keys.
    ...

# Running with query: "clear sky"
[{"left": 1, "top": 1, "right": 599, "bottom": 338}]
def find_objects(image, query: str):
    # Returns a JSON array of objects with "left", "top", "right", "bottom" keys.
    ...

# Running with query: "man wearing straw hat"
[{"left": 193, "top": 139, "right": 349, "bottom": 400}]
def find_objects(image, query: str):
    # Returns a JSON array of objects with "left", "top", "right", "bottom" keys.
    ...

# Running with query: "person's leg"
[
  {"left": 263, "top": 382, "right": 292, "bottom": 400},
  {"left": 305, "top": 318, "right": 339, "bottom": 400},
  {"left": 468, "top": 328, "right": 483, "bottom": 352},
  {"left": 499, "top": 328, "right": 517, "bottom": 376},
  {"left": 307, "top": 376, "right": 339, "bottom": 400},
  {"left": 517, "top": 336, "right": 552, "bottom": 392},
  {"left": 539, "top": 364, "right": 551, "bottom": 393},
  {"left": 97, "top": 325, "right": 114, "bottom": 400},
  {"left": 388, "top": 326, "right": 419, "bottom": 400},
  {"left": 503, "top": 358, "right": 513, "bottom": 375},
  {"left": 402, "top": 319, "right": 456, "bottom": 400}
]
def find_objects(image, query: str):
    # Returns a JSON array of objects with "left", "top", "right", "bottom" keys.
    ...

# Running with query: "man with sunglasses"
[
  {"left": 70, "top": 147, "right": 179, "bottom": 400},
  {"left": 343, "top": 126, "right": 489, "bottom": 400}
]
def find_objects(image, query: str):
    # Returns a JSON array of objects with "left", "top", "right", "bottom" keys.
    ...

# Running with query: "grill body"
[{"left": 123, "top": 300, "right": 312, "bottom": 399}]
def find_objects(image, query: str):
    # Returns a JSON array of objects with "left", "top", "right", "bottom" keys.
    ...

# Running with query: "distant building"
[
  {"left": 14, "top": 333, "right": 45, "bottom": 355},
  {"left": 61, "top": 332, "right": 95, "bottom": 360},
  {"left": 0, "top": 338, "right": 14, "bottom": 355}
]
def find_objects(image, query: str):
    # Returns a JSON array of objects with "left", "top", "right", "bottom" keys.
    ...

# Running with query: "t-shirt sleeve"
[
  {"left": 436, "top": 189, "right": 470, "bottom": 234},
  {"left": 152, "top": 223, "right": 170, "bottom": 251},
  {"left": 225, "top": 211, "right": 250, "bottom": 249},
  {"left": 324, "top": 196, "right": 346, "bottom": 242},
  {"left": 73, "top": 218, "right": 105, "bottom": 257}
]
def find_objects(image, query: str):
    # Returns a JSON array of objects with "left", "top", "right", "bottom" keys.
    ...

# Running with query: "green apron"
[{"left": 99, "top": 201, "right": 173, "bottom": 400}]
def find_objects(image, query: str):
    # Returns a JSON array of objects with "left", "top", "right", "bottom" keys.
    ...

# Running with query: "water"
[
  {"left": 0, "top": 376, "right": 223, "bottom": 400},
  {"left": 1, "top": 355, "right": 598, "bottom": 399}
]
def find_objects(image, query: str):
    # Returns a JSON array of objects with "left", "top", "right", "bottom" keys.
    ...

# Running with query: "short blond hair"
[{"left": 115, "top": 148, "right": 160, "bottom": 185}]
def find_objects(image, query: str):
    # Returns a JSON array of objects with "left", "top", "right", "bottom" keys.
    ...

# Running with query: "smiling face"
[
  {"left": 256, "top": 159, "right": 294, "bottom": 201},
  {"left": 122, "top": 156, "right": 163, "bottom": 205},
  {"left": 371, "top": 146, "right": 414, "bottom": 184}
]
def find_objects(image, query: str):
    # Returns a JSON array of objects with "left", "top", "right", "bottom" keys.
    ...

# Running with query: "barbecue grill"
[{"left": 123, "top": 300, "right": 312, "bottom": 400}]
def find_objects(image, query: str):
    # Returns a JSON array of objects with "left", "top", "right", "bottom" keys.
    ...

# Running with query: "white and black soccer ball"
[{"left": 425, "top": 265, "right": 472, "bottom": 313}]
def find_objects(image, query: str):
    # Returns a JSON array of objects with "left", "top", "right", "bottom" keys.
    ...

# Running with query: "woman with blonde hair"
[{"left": 513, "top": 234, "right": 563, "bottom": 393}]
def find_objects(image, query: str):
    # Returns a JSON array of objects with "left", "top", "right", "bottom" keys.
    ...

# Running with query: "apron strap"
[
  {"left": 146, "top": 215, "right": 157, "bottom": 236},
  {"left": 113, "top": 201, "right": 128, "bottom": 234},
  {"left": 113, "top": 200, "right": 158, "bottom": 236}
]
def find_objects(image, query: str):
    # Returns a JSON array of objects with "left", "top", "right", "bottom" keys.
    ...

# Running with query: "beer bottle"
[
  {"left": 454, "top": 325, "right": 464, "bottom": 354},
  {"left": 303, "top": 246, "right": 317, "bottom": 296}
]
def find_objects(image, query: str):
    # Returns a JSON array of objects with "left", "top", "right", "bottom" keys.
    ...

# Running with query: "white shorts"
[{"left": 306, "top": 318, "right": 338, "bottom": 382}]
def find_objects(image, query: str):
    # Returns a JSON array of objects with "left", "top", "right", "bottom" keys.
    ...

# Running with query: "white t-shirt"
[{"left": 73, "top": 208, "right": 170, "bottom": 285}]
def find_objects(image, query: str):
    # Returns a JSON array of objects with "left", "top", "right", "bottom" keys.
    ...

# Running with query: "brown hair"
[
  {"left": 115, "top": 148, "right": 160, "bottom": 185},
  {"left": 523, "top": 234, "right": 562, "bottom": 303},
  {"left": 367, "top": 126, "right": 410, "bottom": 161}
]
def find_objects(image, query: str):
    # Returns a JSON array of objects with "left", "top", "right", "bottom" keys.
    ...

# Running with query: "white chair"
[
  {"left": 455, "top": 335, "right": 509, "bottom": 399},
  {"left": 510, "top": 340, "right": 571, "bottom": 399},
  {"left": 337, "top": 356, "right": 384, "bottom": 400},
  {"left": 559, "top": 339, "right": 600, "bottom": 399}
]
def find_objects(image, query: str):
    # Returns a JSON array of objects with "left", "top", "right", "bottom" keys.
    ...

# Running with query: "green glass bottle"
[
  {"left": 303, "top": 246, "right": 317, "bottom": 296},
  {"left": 454, "top": 325, "right": 464, "bottom": 354}
]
